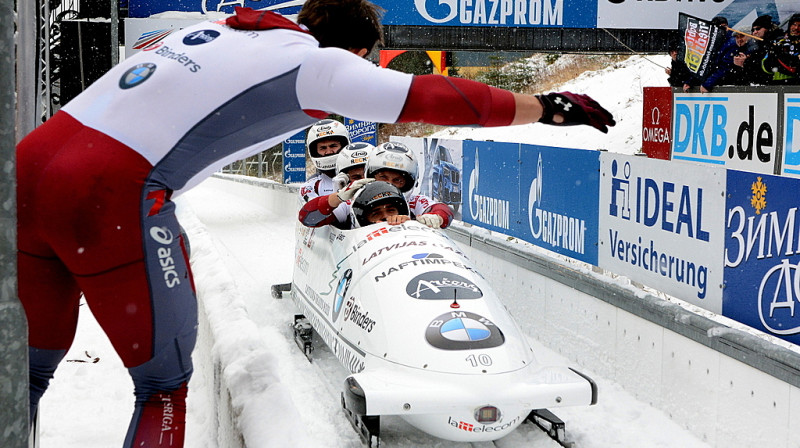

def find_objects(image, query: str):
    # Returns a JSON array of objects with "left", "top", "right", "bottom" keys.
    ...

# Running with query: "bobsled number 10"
[{"left": 288, "top": 221, "right": 597, "bottom": 444}]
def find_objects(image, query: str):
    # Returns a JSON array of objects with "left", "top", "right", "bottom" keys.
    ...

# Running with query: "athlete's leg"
[
  {"left": 18, "top": 253, "right": 82, "bottom": 421},
  {"left": 71, "top": 195, "right": 196, "bottom": 448},
  {"left": 16, "top": 112, "right": 85, "bottom": 421}
]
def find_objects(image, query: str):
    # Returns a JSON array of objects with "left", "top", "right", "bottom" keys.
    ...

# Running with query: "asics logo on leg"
[{"left": 150, "top": 227, "right": 181, "bottom": 288}]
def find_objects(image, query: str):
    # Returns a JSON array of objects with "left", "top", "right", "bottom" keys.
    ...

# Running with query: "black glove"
[{"left": 536, "top": 92, "right": 616, "bottom": 133}]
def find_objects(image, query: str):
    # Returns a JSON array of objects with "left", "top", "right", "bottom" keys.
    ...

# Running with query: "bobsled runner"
[{"left": 280, "top": 222, "right": 596, "bottom": 446}]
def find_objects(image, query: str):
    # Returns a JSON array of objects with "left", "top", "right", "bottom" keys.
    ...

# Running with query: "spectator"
[
  {"left": 745, "top": 15, "right": 783, "bottom": 85},
  {"left": 666, "top": 41, "right": 693, "bottom": 88},
  {"left": 763, "top": 13, "right": 800, "bottom": 84},
  {"left": 716, "top": 29, "right": 757, "bottom": 86}
]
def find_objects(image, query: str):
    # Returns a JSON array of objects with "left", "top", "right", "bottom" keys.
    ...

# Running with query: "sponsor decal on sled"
[
  {"left": 406, "top": 271, "right": 482, "bottom": 299},
  {"left": 426, "top": 311, "right": 504, "bottom": 350}
]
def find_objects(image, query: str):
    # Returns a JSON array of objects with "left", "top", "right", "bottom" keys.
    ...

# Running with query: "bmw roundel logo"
[
  {"left": 119, "top": 63, "right": 156, "bottom": 89},
  {"left": 425, "top": 311, "right": 504, "bottom": 350}
]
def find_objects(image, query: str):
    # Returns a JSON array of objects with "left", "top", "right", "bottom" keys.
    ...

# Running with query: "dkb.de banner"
[{"left": 724, "top": 170, "right": 800, "bottom": 345}]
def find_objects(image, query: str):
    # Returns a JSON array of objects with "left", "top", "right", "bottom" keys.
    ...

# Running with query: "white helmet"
[
  {"left": 306, "top": 119, "right": 351, "bottom": 172},
  {"left": 365, "top": 142, "right": 418, "bottom": 193},
  {"left": 336, "top": 142, "right": 374, "bottom": 175}
]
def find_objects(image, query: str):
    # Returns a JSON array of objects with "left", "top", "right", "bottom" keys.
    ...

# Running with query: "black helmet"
[{"left": 350, "top": 181, "right": 409, "bottom": 228}]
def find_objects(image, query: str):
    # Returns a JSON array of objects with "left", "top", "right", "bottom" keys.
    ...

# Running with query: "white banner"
[
  {"left": 599, "top": 153, "right": 725, "bottom": 312},
  {"left": 672, "top": 92, "right": 779, "bottom": 175}
]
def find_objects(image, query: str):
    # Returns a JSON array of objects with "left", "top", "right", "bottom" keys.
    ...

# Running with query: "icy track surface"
[{"left": 39, "top": 176, "right": 710, "bottom": 448}]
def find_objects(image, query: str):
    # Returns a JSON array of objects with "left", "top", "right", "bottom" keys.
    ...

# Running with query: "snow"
[{"left": 37, "top": 54, "right": 717, "bottom": 447}]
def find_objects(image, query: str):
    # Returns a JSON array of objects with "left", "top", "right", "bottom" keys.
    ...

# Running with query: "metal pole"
[
  {"left": 110, "top": 0, "right": 119, "bottom": 65},
  {"left": 16, "top": 0, "right": 36, "bottom": 139},
  {"left": 1, "top": 0, "right": 29, "bottom": 446}
]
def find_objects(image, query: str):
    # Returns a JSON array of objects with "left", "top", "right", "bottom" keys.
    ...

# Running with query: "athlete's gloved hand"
[
  {"left": 417, "top": 214, "right": 443, "bottom": 229},
  {"left": 336, "top": 178, "right": 374, "bottom": 202},
  {"left": 332, "top": 172, "right": 350, "bottom": 191},
  {"left": 536, "top": 92, "right": 616, "bottom": 133}
]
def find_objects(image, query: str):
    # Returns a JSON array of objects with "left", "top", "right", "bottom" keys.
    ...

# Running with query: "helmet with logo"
[
  {"left": 336, "top": 142, "right": 375, "bottom": 175},
  {"left": 365, "top": 142, "right": 418, "bottom": 192},
  {"left": 306, "top": 119, "right": 351, "bottom": 172},
  {"left": 350, "top": 181, "right": 410, "bottom": 228}
]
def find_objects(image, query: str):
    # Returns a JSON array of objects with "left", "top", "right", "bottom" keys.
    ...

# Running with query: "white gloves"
[
  {"left": 336, "top": 178, "right": 374, "bottom": 202},
  {"left": 332, "top": 172, "right": 350, "bottom": 191},
  {"left": 417, "top": 214, "right": 443, "bottom": 229}
]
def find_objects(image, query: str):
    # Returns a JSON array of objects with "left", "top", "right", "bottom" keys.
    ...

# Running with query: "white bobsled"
[{"left": 288, "top": 221, "right": 596, "bottom": 444}]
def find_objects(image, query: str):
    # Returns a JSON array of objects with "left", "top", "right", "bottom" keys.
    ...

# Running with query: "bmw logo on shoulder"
[
  {"left": 119, "top": 63, "right": 156, "bottom": 89},
  {"left": 183, "top": 29, "right": 221, "bottom": 45},
  {"left": 425, "top": 311, "right": 504, "bottom": 350},
  {"left": 332, "top": 269, "right": 352, "bottom": 322}
]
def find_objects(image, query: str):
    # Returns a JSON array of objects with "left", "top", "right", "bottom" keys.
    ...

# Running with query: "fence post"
[{"left": 0, "top": 0, "right": 29, "bottom": 445}]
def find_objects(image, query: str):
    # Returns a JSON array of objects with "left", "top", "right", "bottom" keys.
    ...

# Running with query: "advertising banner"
[
  {"left": 130, "top": 0, "right": 301, "bottom": 18},
  {"left": 641, "top": 87, "right": 672, "bottom": 160},
  {"left": 781, "top": 94, "right": 800, "bottom": 178},
  {"left": 392, "top": 136, "right": 464, "bottom": 221},
  {"left": 283, "top": 130, "right": 307, "bottom": 184},
  {"left": 344, "top": 119, "right": 378, "bottom": 146},
  {"left": 519, "top": 145, "right": 600, "bottom": 265},
  {"left": 672, "top": 92, "right": 779, "bottom": 174},
  {"left": 124, "top": 17, "right": 209, "bottom": 57},
  {"left": 371, "top": 0, "right": 596, "bottom": 28},
  {"left": 724, "top": 170, "right": 800, "bottom": 344},
  {"left": 599, "top": 153, "right": 725, "bottom": 311},
  {"left": 462, "top": 141, "right": 520, "bottom": 233}
]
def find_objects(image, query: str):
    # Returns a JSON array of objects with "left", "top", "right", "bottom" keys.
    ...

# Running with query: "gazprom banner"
[
  {"left": 283, "top": 130, "right": 307, "bottom": 184},
  {"left": 519, "top": 145, "right": 599, "bottom": 265},
  {"left": 672, "top": 92, "right": 779, "bottom": 175},
  {"left": 598, "top": 154, "right": 725, "bottom": 312},
  {"left": 461, "top": 141, "right": 599, "bottom": 265},
  {"left": 372, "top": 0, "right": 596, "bottom": 28},
  {"left": 463, "top": 141, "right": 520, "bottom": 233},
  {"left": 724, "top": 170, "right": 800, "bottom": 345}
]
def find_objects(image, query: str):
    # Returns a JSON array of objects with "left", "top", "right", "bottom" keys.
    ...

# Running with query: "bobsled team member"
[
  {"left": 299, "top": 142, "right": 452, "bottom": 229},
  {"left": 350, "top": 181, "right": 413, "bottom": 227},
  {"left": 16, "top": 0, "right": 615, "bottom": 445},
  {"left": 366, "top": 142, "right": 452, "bottom": 229},
  {"left": 332, "top": 141, "right": 375, "bottom": 188},
  {"left": 299, "top": 119, "right": 351, "bottom": 202},
  {"left": 304, "top": 142, "right": 376, "bottom": 227}
]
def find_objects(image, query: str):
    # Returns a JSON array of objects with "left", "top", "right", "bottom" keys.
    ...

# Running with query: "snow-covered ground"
[{"left": 35, "top": 54, "right": 720, "bottom": 447}]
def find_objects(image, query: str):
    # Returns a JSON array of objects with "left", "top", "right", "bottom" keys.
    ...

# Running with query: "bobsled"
[{"left": 283, "top": 221, "right": 596, "bottom": 445}]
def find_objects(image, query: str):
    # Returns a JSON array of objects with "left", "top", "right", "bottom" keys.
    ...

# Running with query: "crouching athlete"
[{"left": 16, "top": 0, "right": 615, "bottom": 445}]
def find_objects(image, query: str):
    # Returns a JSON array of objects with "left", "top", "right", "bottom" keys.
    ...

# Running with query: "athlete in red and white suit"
[{"left": 16, "top": 4, "right": 614, "bottom": 446}]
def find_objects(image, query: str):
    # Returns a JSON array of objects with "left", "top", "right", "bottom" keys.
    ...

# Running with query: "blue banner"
[
  {"left": 344, "top": 119, "right": 378, "bottom": 146},
  {"left": 283, "top": 130, "right": 307, "bottom": 184},
  {"left": 519, "top": 145, "right": 599, "bottom": 265},
  {"left": 372, "top": 0, "right": 597, "bottom": 28},
  {"left": 724, "top": 170, "right": 800, "bottom": 344},
  {"left": 462, "top": 141, "right": 520, "bottom": 233},
  {"left": 129, "top": 0, "right": 302, "bottom": 18}
]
